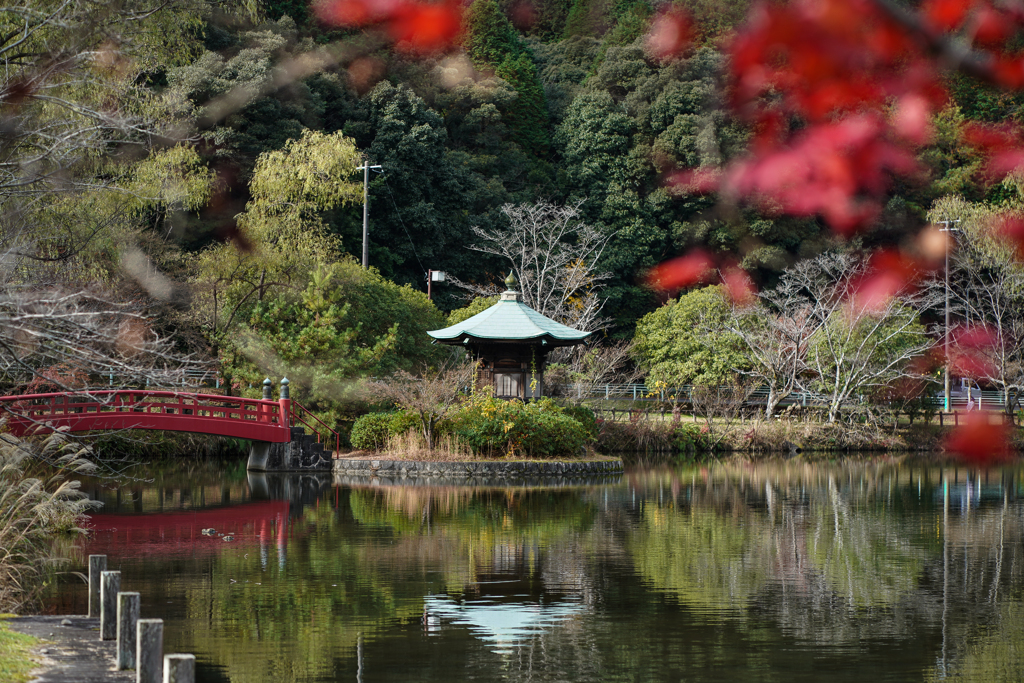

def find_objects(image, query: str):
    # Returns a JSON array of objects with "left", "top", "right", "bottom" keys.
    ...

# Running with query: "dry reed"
[
  {"left": 0, "top": 428, "right": 97, "bottom": 612},
  {"left": 381, "top": 430, "right": 476, "bottom": 461}
]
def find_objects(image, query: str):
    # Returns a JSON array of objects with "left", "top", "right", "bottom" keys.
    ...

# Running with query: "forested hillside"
[
  {"left": 4, "top": 0, "right": 1024, "bottom": 437},
  {"left": 163, "top": 0, "right": 1010, "bottom": 323}
]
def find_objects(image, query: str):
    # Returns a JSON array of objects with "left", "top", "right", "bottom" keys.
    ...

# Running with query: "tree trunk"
[
  {"left": 765, "top": 387, "right": 780, "bottom": 420},
  {"left": 425, "top": 415, "right": 436, "bottom": 451}
]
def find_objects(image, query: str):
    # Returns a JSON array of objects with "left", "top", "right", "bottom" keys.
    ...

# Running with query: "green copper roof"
[{"left": 428, "top": 298, "right": 590, "bottom": 346}]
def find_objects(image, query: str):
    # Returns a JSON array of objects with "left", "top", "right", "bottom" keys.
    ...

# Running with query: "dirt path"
[{"left": 8, "top": 615, "right": 134, "bottom": 683}]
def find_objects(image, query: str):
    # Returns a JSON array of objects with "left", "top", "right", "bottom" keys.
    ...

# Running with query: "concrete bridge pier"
[
  {"left": 247, "top": 377, "right": 332, "bottom": 472},
  {"left": 246, "top": 471, "right": 332, "bottom": 503},
  {"left": 247, "top": 441, "right": 273, "bottom": 471},
  {"left": 247, "top": 427, "right": 333, "bottom": 471}
]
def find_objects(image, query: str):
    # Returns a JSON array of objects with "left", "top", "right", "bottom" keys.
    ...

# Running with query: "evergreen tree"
[
  {"left": 463, "top": 0, "right": 552, "bottom": 156},
  {"left": 496, "top": 53, "right": 551, "bottom": 156}
]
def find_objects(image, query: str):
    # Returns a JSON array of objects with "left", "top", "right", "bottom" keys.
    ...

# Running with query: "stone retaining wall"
[
  {"left": 334, "top": 472, "right": 623, "bottom": 488},
  {"left": 333, "top": 458, "right": 623, "bottom": 482}
]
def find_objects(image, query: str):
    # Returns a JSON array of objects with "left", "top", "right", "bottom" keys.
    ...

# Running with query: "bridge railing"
[
  {"left": 0, "top": 390, "right": 287, "bottom": 433},
  {"left": 289, "top": 400, "right": 340, "bottom": 454}
]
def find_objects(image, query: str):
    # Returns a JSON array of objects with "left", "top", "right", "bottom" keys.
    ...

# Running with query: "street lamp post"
[
  {"left": 939, "top": 219, "right": 961, "bottom": 413},
  {"left": 427, "top": 270, "right": 445, "bottom": 300}
]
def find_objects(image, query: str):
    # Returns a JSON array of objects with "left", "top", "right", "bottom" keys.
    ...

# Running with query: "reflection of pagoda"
[
  {"left": 422, "top": 595, "right": 585, "bottom": 653},
  {"left": 427, "top": 274, "right": 590, "bottom": 399}
]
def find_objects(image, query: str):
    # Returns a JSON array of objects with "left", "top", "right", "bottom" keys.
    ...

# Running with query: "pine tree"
[{"left": 463, "top": 0, "right": 551, "bottom": 157}]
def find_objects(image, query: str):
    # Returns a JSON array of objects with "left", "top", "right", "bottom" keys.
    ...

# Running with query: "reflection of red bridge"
[
  {"left": 82, "top": 500, "right": 291, "bottom": 558},
  {"left": 0, "top": 390, "right": 301, "bottom": 442}
]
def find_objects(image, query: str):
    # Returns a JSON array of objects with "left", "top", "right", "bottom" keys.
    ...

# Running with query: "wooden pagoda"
[{"left": 427, "top": 274, "right": 590, "bottom": 399}]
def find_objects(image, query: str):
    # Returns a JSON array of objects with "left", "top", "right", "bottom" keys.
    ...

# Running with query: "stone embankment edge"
[{"left": 333, "top": 458, "right": 623, "bottom": 477}]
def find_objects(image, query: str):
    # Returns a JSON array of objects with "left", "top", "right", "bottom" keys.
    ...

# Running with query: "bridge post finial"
[
  {"left": 280, "top": 377, "right": 290, "bottom": 400},
  {"left": 262, "top": 378, "right": 273, "bottom": 400}
]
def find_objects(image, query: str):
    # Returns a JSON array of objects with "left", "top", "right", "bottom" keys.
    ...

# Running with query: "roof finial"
[{"left": 501, "top": 272, "right": 520, "bottom": 302}]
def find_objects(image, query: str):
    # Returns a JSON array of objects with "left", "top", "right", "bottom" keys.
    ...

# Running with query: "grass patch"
[{"left": 0, "top": 616, "right": 40, "bottom": 683}]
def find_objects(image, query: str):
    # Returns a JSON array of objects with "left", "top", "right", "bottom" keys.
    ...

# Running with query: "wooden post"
[
  {"left": 137, "top": 619, "right": 164, "bottom": 683},
  {"left": 164, "top": 654, "right": 195, "bottom": 683},
  {"left": 279, "top": 378, "right": 291, "bottom": 429},
  {"left": 101, "top": 571, "right": 121, "bottom": 640},
  {"left": 117, "top": 592, "right": 141, "bottom": 669},
  {"left": 88, "top": 555, "right": 106, "bottom": 618}
]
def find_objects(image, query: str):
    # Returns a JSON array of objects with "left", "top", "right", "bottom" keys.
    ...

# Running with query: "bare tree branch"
[
  {"left": 465, "top": 200, "right": 614, "bottom": 334},
  {"left": 366, "top": 359, "right": 476, "bottom": 451}
]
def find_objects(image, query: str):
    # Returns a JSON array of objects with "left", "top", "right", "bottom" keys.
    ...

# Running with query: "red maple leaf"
[{"left": 715, "top": 116, "right": 921, "bottom": 234}]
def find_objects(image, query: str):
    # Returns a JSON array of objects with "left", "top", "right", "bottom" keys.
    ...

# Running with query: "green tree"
[
  {"left": 553, "top": 47, "right": 782, "bottom": 328},
  {"left": 191, "top": 129, "right": 363, "bottom": 392},
  {"left": 228, "top": 259, "right": 446, "bottom": 419},
  {"left": 362, "top": 82, "right": 507, "bottom": 301},
  {"left": 446, "top": 296, "right": 501, "bottom": 326},
  {"left": 633, "top": 285, "right": 748, "bottom": 387}
]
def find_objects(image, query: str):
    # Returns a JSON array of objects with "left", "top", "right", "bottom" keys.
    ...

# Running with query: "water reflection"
[
  {"left": 44, "top": 461, "right": 1024, "bottom": 682},
  {"left": 422, "top": 595, "right": 585, "bottom": 653}
]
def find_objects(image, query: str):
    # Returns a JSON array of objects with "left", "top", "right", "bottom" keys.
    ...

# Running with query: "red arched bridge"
[{"left": 0, "top": 386, "right": 339, "bottom": 469}]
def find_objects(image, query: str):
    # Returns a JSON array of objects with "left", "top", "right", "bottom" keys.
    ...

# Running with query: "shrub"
[
  {"left": 389, "top": 409, "right": 422, "bottom": 438},
  {"left": 592, "top": 413, "right": 711, "bottom": 454},
  {"left": 560, "top": 404, "right": 599, "bottom": 440},
  {"left": 351, "top": 409, "right": 450, "bottom": 451},
  {"left": 670, "top": 422, "right": 707, "bottom": 452},
  {"left": 350, "top": 412, "right": 395, "bottom": 451},
  {"left": 449, "top": 396, "right": 592, "bottom": 458}
]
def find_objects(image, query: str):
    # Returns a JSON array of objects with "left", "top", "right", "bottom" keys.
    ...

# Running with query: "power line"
[{"left": 381, "top": 170, "right": 427, "bottom": 277}]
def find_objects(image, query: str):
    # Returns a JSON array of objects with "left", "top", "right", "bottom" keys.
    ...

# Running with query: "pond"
[{"left": 44, "top": 458, "right": 1024, "bottom": 683}]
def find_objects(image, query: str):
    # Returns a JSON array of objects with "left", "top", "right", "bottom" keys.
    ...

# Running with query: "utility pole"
[
  {"left": 356, "top": 161, "right": 382, "bottom": 269},
  {"left": 939, "top": 219, "right": 961, "bottom": 413}
]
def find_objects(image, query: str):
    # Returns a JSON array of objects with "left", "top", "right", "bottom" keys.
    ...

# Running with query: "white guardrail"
[
  {"left": 98, "top": 367, "right": 222, "bottom": 389},
  {"left": 551, "top": 384, "right": 1017, "bottom": 409}
]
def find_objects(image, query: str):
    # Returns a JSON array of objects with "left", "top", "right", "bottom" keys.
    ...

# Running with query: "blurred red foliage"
[
  {"left": 720, "top": 263, "right": 757, "bottom": 306},
  {"left": 646, "top": 250, "right": 757, "bottom": 305},
  {"left": 315, "top": 0, "right": 462, "bottom": 53},
  {"left": 646, "top": 11, "right": 693, "bottom": 62},
  {"left": 991, "top": 214, "right": 1024, "bottom": 258},
  {"left": 849, "top": 249, "right": 927, "bottom": 312},
  {"left": 646, "top": 249, "right": 715, "bottom": 291},
  {"left": 946, "top": 324, "right": 1000, "bottom": 379},
  {"left": 677, "top": 115, "right": 921, "bottom": 235},
  {"left": 945, "top": 411, "right": 1011, "bottom": 464},
  {"left": 662, "top": 0, "right": 1024, "bottom": 236}
]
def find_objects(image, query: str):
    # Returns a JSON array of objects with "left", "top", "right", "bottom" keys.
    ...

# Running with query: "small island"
[{"left": 345, "top": 273, "right": 623, "bottom": 478}]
